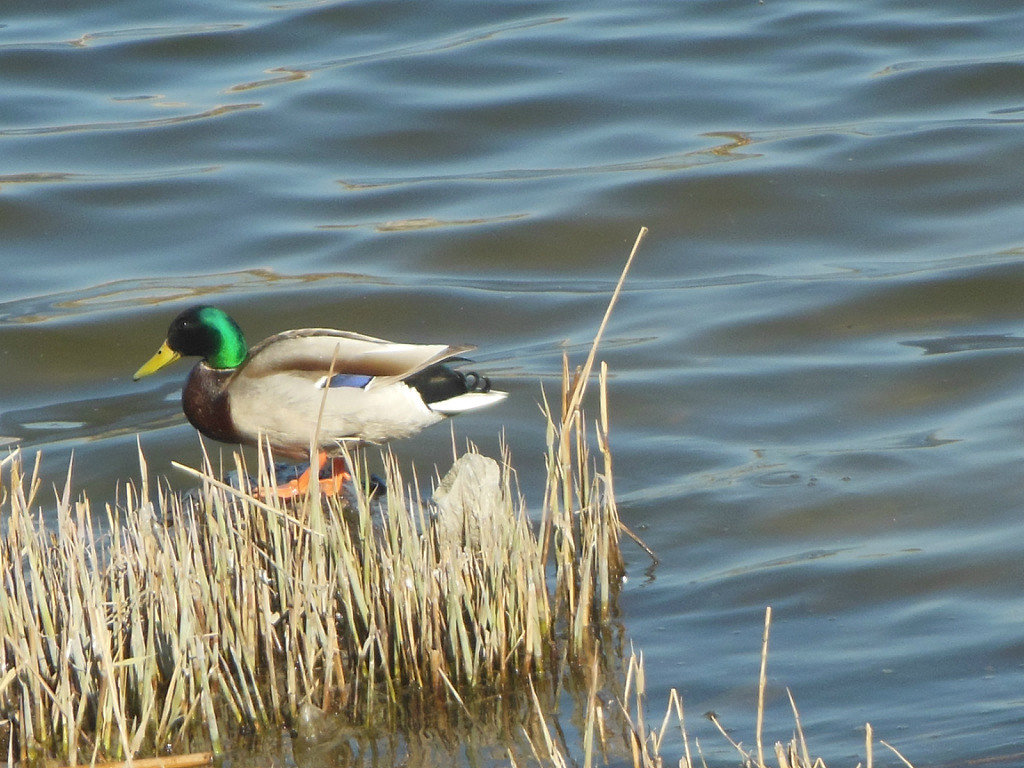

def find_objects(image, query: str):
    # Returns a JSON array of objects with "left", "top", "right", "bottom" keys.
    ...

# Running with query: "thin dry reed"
[{"left": 524, "top": 608, "right": 917, "bottom": 768}]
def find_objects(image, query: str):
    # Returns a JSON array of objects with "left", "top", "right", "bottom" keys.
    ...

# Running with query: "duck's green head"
[{"left": 133, "top": 305, "right": 248, "bottom": 380}]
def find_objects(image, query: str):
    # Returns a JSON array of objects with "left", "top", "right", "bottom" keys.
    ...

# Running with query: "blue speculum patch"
[{"left": 320, "top": 373, "right": 373, "bottom": 389}]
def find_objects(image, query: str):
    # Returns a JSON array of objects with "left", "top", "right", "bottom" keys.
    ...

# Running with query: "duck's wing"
[
  {"left": 242, "top": 329, "right": 474, "bottom": 384},
  {"left": 224, "top": 329, "right": 476, "bottom": 453}
]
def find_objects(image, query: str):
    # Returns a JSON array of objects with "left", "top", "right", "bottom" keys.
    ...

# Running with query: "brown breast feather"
[{"left": 182, "top": 364, "right": 241, "bottom": 445}]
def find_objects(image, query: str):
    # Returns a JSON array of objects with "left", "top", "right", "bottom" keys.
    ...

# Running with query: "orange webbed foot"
[
  {"left": 257, "top": 452, "right": 350, "bottom": 500},
  {"left": 317, "top": 457, "right": 352, "bottom": 495}
]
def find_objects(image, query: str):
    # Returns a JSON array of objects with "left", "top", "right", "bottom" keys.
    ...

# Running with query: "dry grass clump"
[{"left": 0, "top": 352, "right": 626, "bottom": 765}]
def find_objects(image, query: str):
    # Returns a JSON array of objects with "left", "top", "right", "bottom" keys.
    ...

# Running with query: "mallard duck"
[{"left": 134, "top": 305, "right": 507, "bottom": 495}]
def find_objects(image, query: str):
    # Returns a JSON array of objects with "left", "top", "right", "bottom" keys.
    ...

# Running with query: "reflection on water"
[
  {"left": 0, "top": 269, "right": 371, "bottom": 323},
  {"left": 66, "top": 24, "right": 246, "bottom": 48},
  {"left": 0, "top": 103, "right": 260, "bottom": 137},
  {"left": 318, "top": 212, "right": 529, "bottom": 232},
  {"left": 333, "top": 132, "right": 756, "bottom": 191},
  {"left": 1, "top": 385, "right": 181, "bottom": 452},
  {"left": 0, "top": 268, "right": 676, "bottom": 327},
  {"left": 902, "top": 333, "right": 1024, "bottom": 355}
]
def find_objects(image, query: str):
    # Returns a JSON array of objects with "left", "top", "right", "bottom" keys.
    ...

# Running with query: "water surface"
[{"left": 3, "top": 0, "right": 1024, "bottom": 764}]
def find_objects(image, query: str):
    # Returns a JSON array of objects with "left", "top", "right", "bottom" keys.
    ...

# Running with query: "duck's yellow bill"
[{"left": 133, "top": 340, "right": 181, "bottom": 381}]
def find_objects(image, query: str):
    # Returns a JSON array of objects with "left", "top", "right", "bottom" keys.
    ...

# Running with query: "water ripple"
[
  {"left": 227, "top": 15, "right": 566, "bottom": 92},
  {"left": 335, "top": 132, "right": 758, "bottom": 190},
  {"left": 0, "top": 102, "right": 259, "bottom": 138},
  {"left": 67, "top": 23, "right": 246, "bottom": 49}
]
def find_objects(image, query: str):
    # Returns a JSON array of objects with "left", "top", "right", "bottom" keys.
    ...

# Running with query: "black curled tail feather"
[
  {"left": 405, "top": 363, "right": 493, "bottom": 404},
  {"left": 461, "top": 371, "right": 492, "bottom": 393}
]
